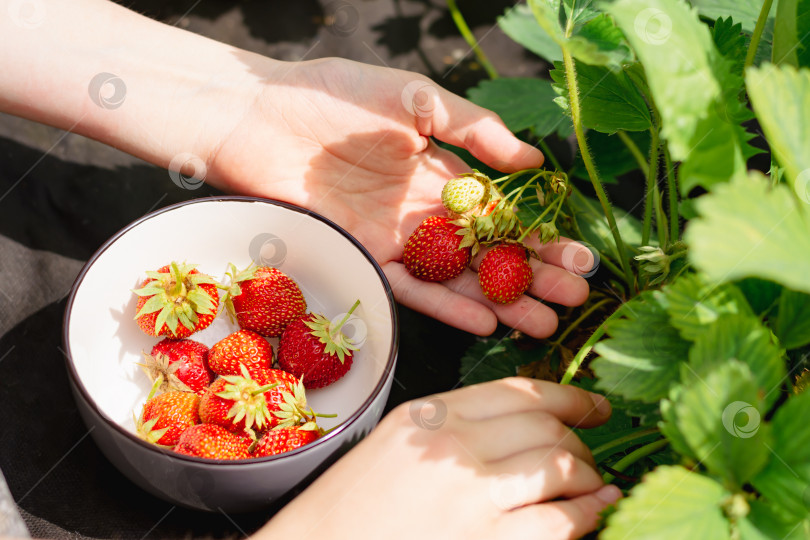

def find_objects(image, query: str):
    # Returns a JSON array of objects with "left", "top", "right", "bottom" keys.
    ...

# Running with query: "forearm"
[{"left": 0, "top": 0, "right": 271, "bottom": 177}]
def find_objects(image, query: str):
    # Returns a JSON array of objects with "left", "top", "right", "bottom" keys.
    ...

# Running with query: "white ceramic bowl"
[{"left": 63, "top": 197, "right": 398, "bottom": 512}]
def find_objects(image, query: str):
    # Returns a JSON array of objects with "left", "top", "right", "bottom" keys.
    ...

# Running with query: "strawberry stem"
[
  {"left": 330, "top": 299, "right": 361, "bottom": 340},
  {"left": 250, "top": 382, "right": 279, "bottom": 396},
  {"left": 517, "top": 193, "right": 564, "bottom": 243}
]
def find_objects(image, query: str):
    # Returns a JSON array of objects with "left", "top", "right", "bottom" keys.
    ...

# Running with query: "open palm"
[{"left": 209, "top": 58, "right": 591, "bottom": 338}]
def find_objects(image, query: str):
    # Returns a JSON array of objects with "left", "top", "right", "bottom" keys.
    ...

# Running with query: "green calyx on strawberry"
[
  {"left": 221, "top": 263, "right": 307, "bottom": 337},
  {"left": 278, "top": 301, "right": 362, "bottom": 389},
  {"left": 441, "top": 171, "right": 491, "bottom": 214},
  {"left": 135, "top": 375, "right": 201, "bottom": 447},
  {"left": 133, "top": 262, "right": 219, "bottom": 338},
  {"left": 213, "top": 365, "right": 280, "bottom": 434}
]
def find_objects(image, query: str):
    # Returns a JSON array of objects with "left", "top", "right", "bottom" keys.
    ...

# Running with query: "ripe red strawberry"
[
  {"left": 478, "top": 243, "right": 533, "bottom": 304},
  {"left": 136, "top": 389, "right": 200, "bottom": 447},
  {"left": 139, "top": 338, "right": 213, "bottom": 395},
  {"left": 173, "top": 424, "right": 251, "bottom": 460},
  {"left": 198, "top": 367, "right": 308, "bottom": 434},
  {"left": 403, "top": 216, "right": 472, "bottom": 282},
  {"left": 208, "top": 329, "right": 274, "bottom": 382},
  {"left": 223, "top": 264, "right": 307, "bottom": 337},
  {"left": 133, "top": 262, "right": 219, "bottom": 338},
  {"left": 251, "top": 425, "right": 323, "bottom": 457},
  {"left": 277, "top": 301, "right": 360, "bottom": 389}
]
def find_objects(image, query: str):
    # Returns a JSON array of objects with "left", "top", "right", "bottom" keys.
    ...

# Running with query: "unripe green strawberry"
[
  {"left": 403, "top": 216, "right": 472, "bottom": 282},
  {"left": 442, "top": 176, "right": 487, "bottom": 214},
  {"left": 478, "top": 244, "right": 533, "bottom": 304}
]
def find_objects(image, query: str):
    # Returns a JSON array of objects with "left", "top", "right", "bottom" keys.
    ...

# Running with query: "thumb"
[{"left": 405, "top": 78, "right": 544, "bottom": 172}]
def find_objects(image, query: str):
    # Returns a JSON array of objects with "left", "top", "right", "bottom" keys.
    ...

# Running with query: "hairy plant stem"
[
  {"left": 642, "top": 127, "right": 660, "bottom": 246},
  {"left": 562, "top": 50, "right": 634, "bottom": 289},
  {"left": 518, "top": 194, "right": 565, "bottom": 243},
  {"left": 446, "top": 0, "right": 499, "bottom": 79},
  {"left": 744, "top": 0, "right": 775, "bottom": 69},
  {"left": 664, "top": 145, "right": 679, "bottom": 242},
  {"left": 560, "top": 302, "right": 628, "bottom": 385},
  {"left": 567, "top": 185, "right": 627, "bottom": 281},
  {"left": 654, "top": 181, "right": 668, "bottom": 248},
  {"left": 591, "top": 427, "right": 660, "bottom": 461},
  {"left": 602, "top": 438, "right": 669, "bottom": 483}
]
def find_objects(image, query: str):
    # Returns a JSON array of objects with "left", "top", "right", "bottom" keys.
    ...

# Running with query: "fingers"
[
  {"left": 531, "top": 236, "right": 597, "bottom": 277},
  {"left": 413, "top": 81, "right": 544, "bottom": 172},
  {"left": 459, "top": 411, "right": 595, "bottom": 466},
  {"left": 383, "top": 262, "right": 497, "bottom": 336},
  {"left": 500, "top": 485, "right": 622, "bottom": 540},
  {"left": 488, "top": 446, "right": 604, "bottom": 503},
  {"left": 443, "top": 269, "right": 560, "bottom": 338},
  {"left": 445, "top": 377, "right": 612, "bottom": 428}
]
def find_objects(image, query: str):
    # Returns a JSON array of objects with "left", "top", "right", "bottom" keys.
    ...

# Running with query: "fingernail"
[
  {"left": 589, "top": 392, "right": 611, "bottom": 416},
  {"left": 596, "top": 484, "right": 622, "bottom": 504}
]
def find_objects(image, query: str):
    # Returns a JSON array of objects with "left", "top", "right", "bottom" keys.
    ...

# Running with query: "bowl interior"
[{"left": 66, "top": 198, "right": 395, "bottom": 437}]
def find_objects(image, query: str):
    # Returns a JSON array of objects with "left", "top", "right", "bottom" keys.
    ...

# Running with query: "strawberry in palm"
[
  {"left": 208, "top": 329, "right": 274, "bottom": 382},
  {"left": 251, "top": 424, "right": 323, "bottom": 457},
  {"left": 133, "top": 262, "right": 219, "bottom": 338},
  {"left": 135, "top": 377, "right": 200, "bottom": 447},
  {"left": 222, "top": 264, "right": 307, "bottom": 337},
  {"left": 403, "top": 216, "right": 473, "bottom": 282},
  {"left": 173, "top": 424, "right": 251, "bottom": 460},
  {"left": 278, "top": 300, "right": 361, "bottom": 389},
  {"left": 139, "top": 338, "right": 213, "bottom": 395},
  {"left": 478, "top": 243, "right": 533, "bottom": 304}
]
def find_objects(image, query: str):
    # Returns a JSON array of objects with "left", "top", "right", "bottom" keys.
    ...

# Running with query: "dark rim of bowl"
[{"left": 62, "top": 195, "right": 399, "bottom": 465}]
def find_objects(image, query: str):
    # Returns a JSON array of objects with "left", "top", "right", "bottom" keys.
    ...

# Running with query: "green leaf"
[
  {"left": 459, "top": 338, "right": 546, "bottom": 386},
  {"left": 688, "top": 314, "right": 786, "bottom": 409},
  {"left": 602, "top": 465, "right": 731, "bottom": 540},
  {"left": 654, "top": 273, "right": 753, "bottom": 341},
  {"left": 691, "top": 0, "right": 776, "bottom": 64},
  {"left": 570, "top": 130, "right": 651, "bottom": 185},
  {"left": 607, "top": 0, "right": 720, "bottom": 157},
  {"left": 567, "top": 190, "right": 653, "bottom": 264},
  {"left": 608, "top": 0, "right": 755, "bottom": 194},
  {"left": 550, "top": 60, "right": 651, "bottom": 133},
  {"left": 735, "top": 277, "right": 783, "bottom": 316},
  {"left": 466, "top": 78, "right": 571, "bottom": 137},
  {"left": 592, "top": 292, "right": 690, "bottom": 403},
  {"left": 738, "top": 500, "right": 810, "bottom": 540},
  {"left": 661, "top": 360, "right": 772, "bottom": 488},
  {"left": 498, "top": 4, "right": 562, "bottom": 62},
  {"left": 711, "top": 16, "right": 746, "bottom": 77},
  {"left": 773, "top": 0, "right": 810, "bottom": 67},
  {"left": 752, "top": 391, "right": 810, "bottom": 520},
  {"left": 774, "top": 289, "right": 810, "bottom": 350},
  {"left": 528, "top": 0, "right": 631, "bottom": 67},
  {"left": 746, "top": 64, "right": 810, "bottom": 193},
  {"left": 685, "top": 173, "right": 810, "bottom": 295}
]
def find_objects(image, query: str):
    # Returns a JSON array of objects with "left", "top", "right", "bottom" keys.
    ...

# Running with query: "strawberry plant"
[{"left": 448, "top": 0, "right": 810, "bottom": 536}]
